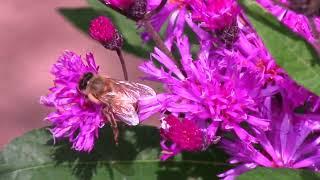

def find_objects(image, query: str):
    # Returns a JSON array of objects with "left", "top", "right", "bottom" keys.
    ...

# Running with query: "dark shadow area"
[
  {"left": 49, "top": 125, "right": 231, "bottom": 180},
  {"left": 156, "top": 146, "right": 231, "bottom": 180},
  {"left": 49, "top": 125, "right": 160, "bottom": 180},
  {"left": 299, "top": 169, "right": 320, "bottom": 180}
]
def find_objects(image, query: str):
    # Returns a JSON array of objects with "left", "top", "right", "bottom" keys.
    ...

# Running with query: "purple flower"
[
  {"left": 186, "top": 11, "right": 285, "bottom": 88},
  {"left": 104, "top": 0, "right": 135, "bottom": 10},
  {"left": 219, "top": 92, "right": 320, "bottom": 179},
  {"left": 256, "top": 0, "right": 320, "bottom": 44},
  {"left": 40, "top": 51, "right": 104, "bottom": 152},
  {"left": 190, "top": 0, "right": 240, "bottom": 30},
  {"left": 234, "top": 21, "right": 285, "bottom": 85},
  {"left": 144, "top": 0, "right": 240, "bottom": 47},
  {"left": 139, "top": 35, "right": 274, "bottom": 157}
]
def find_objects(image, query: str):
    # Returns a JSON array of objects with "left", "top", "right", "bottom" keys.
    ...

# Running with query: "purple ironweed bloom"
[
  {"left": 234, "top": 18, "right": 286, "bottom": 85},
  {"left": 256, "top": 0, "right": 320, "bottom": 44},
  {"left": 219, "top": 91, "right": 320, "bottom": 179},
  {"left": 226, "top": 11, "right": 320, "bottom": 111},
  {"left": 160, "top": 115, "right": 206, "bottom": 160},
  {"left": 186, "top": 11, "right": 285, "bottom": 85},
  {"left": 145, "top": 0, "right": 240, "bottom": 47},
  {"left": 139, "top": 35, "right": 275, "bottom": 158},
  {"left": 40, "top": 51, "right": 104, "bottom": 152},
  {"left": 190, "top": 0, "right": 240, "bottom": 30}
]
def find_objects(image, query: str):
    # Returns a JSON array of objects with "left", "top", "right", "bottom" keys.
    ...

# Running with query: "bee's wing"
[
  {"left": 99, "top": 93, "right": 139, "bottom": 126},
  {"left": 110, "top": 99, "right": 139, "bottom": 126},
  {"left": 99, "top": 80, "right": 155, "bottom": 126},
  {"left": 115, "top": 81, "right": 156, "bottom": 100}
]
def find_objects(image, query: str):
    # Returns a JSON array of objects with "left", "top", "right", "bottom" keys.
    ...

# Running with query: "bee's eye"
[
  {"left": 78, "top": 72, "right": 94, "bottom": 90},
  {"left": 78, "top": 80, "right": 88, "bottom": 90}
]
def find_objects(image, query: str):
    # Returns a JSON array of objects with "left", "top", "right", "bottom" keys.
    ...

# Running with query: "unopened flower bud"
[
  {"left": 126, "top": 0, "right": 147, "bottom": 21},
  {"left": 160, "top": 115, "right": 205, "bottom": 152},
  {"left": 89, "top": 16, "right": 123, "bottom": 50},
  {"left": 215, "top": 22, "right": 239, "bottom": 48}
]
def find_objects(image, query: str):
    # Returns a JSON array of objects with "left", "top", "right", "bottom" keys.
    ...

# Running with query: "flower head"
[
  {"left": 235, "top": 28, "right": 285, "bottom": 85},
  {"left": 190, "top": 0, "right": 240, "bottom": 30},
  {"left": 219, "top": 93, "right": 320, "bottom": 179},
  {"left": 40, "top": 51, "right": 104, "bottom": 152},
  {"left": 144, "top": 0, "right": 241, "bottom": 47},
  {"left": 89, "top": 16, "right": 123, "bottom": 50},
  {"left": 139, "top": 36, "right": 273, "bottom": 157}
]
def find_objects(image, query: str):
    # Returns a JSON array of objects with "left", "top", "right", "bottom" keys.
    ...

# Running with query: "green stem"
[
  {"left": 116, "top": 49, "right": 129, "bottom": 81},
  {"left": 142, "top": 20, "right": 175, "bottom": 60}
]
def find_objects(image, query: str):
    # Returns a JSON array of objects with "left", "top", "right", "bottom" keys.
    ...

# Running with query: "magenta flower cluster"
[
  {"left": 139, "top": 0, "right": 320, "bottom": 178},
  {"left": 41, "top": 51, "right": 105, "bottom": 152},
  {"left": 41, "top": 0, "right": 320, "bottom": 178},
  {"left": 219, "top": 92, "right": 320, "bottom": 178}
]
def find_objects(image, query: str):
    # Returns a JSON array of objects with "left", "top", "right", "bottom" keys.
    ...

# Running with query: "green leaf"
[
  {"left": 0, "top": 126, "right": 230, "bottom": 180},
  {"left": 239, "top": 0, "right": 320, "bottom": 95},
  {"left": 238, "top": 167, "right": 320, "bottom": 180},
  {"left": 86, "top": 0, "right": 108, "bottom": 11},
  {"left": 59, "top": 7, "right": 152, "bottom": 58}
]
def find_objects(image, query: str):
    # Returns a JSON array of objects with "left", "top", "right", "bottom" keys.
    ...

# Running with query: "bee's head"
[{"left": 78, "top": 72, "right": 94, "bottom": 93}]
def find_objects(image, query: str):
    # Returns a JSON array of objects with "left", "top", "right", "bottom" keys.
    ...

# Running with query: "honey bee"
[{"left": 78, "top": 72, "right": 156, "bottom": 144}]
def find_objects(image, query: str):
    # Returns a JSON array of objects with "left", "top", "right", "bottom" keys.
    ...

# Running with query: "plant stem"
[
  {"left": 141, "top": 0, "right": 174, "bottom": 60},
  {"left": 116, "top": 49, "right": 129, "bottom": 80},
  {"left": 142, "top": 20, "right": 175, "bottom": 60}
]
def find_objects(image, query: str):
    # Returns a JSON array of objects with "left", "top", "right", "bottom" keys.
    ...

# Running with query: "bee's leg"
[
  {"left": 103, "top": 107, "right": 119, "bottom": 145},
  {"left": 110, "top": 113, "right": 119, "bottom": 146},
  {"left": 88, "top": 93, "right": 101, "bottom": 104}
]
